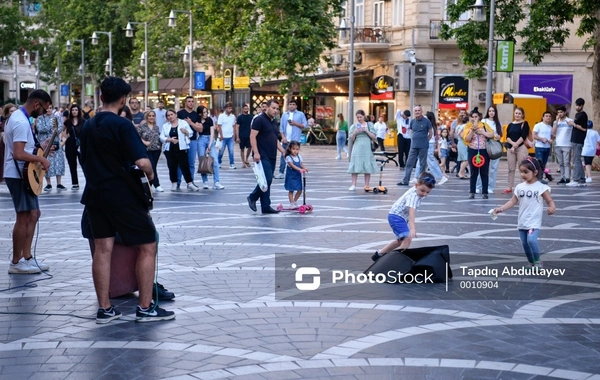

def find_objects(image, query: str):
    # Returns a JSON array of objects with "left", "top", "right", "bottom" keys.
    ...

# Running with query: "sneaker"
[
  {"left": 187, "top": 183, "right": 200, "bottom": 191},
  {"left": 203, "top": 182, "right": 209, "bottom": 189},
  {"left": 289, "top": 203, "right": 297, "bottom": 209},
  {"left": 96, "top": 306, "right": 122, "bottom": 324},
  {"left": 154, "top": 186, "right": 164, "bottom": 193},
  {"left": 171, "top": 183, "right": 178, "bottom": 191},
  {"left": 274, "top": 173, "right": 284, "bottom": 179},
  {"left": 152, "top": 282, "right": 175, "bottom": 301},
  {"left": 8, "top": 258, "right": 41, "bottom": 274},
  {"left": 230, "top": 165, "right": 237, "bottom": 169},
  {"left": 586, "top": 177, "right": 592, "bottom": 183},
  {"left": 213, "top": 182, "right": 225, "bottom": 190},
  {"left": 44, "top": 185, "right": 52, "bottom": 191},
  {"left": 566, "top": 181, "right": 579, "bottom": 187},
  {"left": 409, "top": 178, "right": 417, "bottom": 184},
  {"left": 136, "top": 303, "right": 175, "bottom": 323},
  {"left": 371, "top": 251, "right": 382, "bottom": 262},
  {"left": 349, "top": 185, "right": 356, "bottom": 191},
  {"left": 577, "top": 180, "right": 587, "bottom": 187},
  {"left": 56, "top": 184, "right": 67, "bottom": 190},
  {"left": 438, "top": 177, "right": 448, "bottom": 185},
  {"left": 475, "top": 189, "right": 481, "bottom": 194},
  {"left": 26, "top": 257, "right": 49, "bottom": 271},
  {"left": 483, "top": 194, "right": 489, "bottom": 199},
  {"left": 72, "top": 185, "right": 79, "bottom": 190},
  {"left": 335, "top": 155, "right": 341, "bottom": 160},
  {"left": 489, "top": 190, "right": 494, "bottom": 194},
  {"left": 468, "top": 193, "right": 475, "bottom": 199},
  {"left": 534, "top": 261, "right": 543, "bottom": 269},
  {"left": 396, "top": 181, "right": 409, "bottom": 186}
]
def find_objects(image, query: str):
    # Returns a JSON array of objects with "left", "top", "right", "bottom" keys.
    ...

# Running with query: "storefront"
[
  {"left": 129, "top": 77, "right": 212, "bottom": 110},
  {"left": 437, "top": 76, "right": 469, "bottom": 128},
  {"left": 19, "top": 81, "right": 36, "bottom": 104},
  {"left": 518, "top": 74, "right": 573, "bottom": 114},
  {"left": 370, "top": 75, "right": 395, "bottom": 123}
]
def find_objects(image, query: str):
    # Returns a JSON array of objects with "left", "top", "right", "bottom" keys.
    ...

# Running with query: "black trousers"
[
  {"left": 165, "top": 148, "right": 192, "bottom": 184},
  {"left": 396, "top": 134, "right": 411, "bottom": 168},
  {"left": 377, "top": 137, "right": 385, "bottom": 152},
  {"left": 64, "top": 144, "right": 80, "bottom": 185},
  {"left": 468, "top": 148, "right": 490, "bottom": 194},
  {"left": 147, "top": 150, "right": 161, "bottom": 187}
]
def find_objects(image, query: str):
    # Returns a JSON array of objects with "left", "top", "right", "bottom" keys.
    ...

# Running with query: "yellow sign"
[
  {"left": 441, "top": 85, "right": 467, "bottom": 98},
  {"left": 234, "top": 76, "right": 250, "bottom": 89},
  {"left": 224, "top": 69, "right": 232, "bottom": 91},
  {"left": 493, "top": 93, "right": 504, "bottom": 105},
  {"left": 212, "top": 77, "right": 224, "bottom": 90}
]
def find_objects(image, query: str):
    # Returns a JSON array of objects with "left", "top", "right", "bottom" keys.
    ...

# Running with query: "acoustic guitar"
[
  {"left": 24, "top": 118, "right": 58, "bottom": 196},
  {"left": 130, "top": 166, "right": 154, "bottom": 211}
]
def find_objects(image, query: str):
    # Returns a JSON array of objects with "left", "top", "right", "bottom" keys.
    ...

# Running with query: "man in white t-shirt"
[
  {"left": 533, "top": 111, "right": 554, "bottom": 183},
  {"left": 395, "top": 109, "right": 411, "bottom": 168},
  {"left": 153, "top": 100, "right": 167, "bottom": 128},
  {"left": 4, "top": 90, "right": 52, "bottom": 274},
  {"left": 217, "top": 102, "right": 238, "bottom": 169},
  {"left": 551, "top": 105, "right": 573, "bottom": 184}
]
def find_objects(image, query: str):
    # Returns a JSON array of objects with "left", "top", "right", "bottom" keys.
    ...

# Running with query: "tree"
[
  {"left": 0, "top": 2, "right": 37, "bottom": 65},
  {"left": 134, "top": 0, "right": 344, "bottom": 95},
  {"left": 441, "top": 0, "right": 600, "bottom": 125}
]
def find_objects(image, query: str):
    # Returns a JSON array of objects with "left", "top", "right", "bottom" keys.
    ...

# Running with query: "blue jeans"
[
  {"left": 278, "top": 142, "right": 288, "bottom": 174},
  {"left": 197, "top": 135, "right": 220, "bottom": 184},
  {"left": 249, "top": 158, "right": 275, "bottom": 211},
  {"left": 218, "top": 137, "right": 235, "bottom": 166},
  {"left": 518, "top": 229, "right": 540, "bottom": 263},
  {"left": 187, "top": 139, "right": 200, "bottom": 182},
  {"left": 336, "top": 131, "right": 348, "bottom": 157},
  {"left": 535, "top": 147, "right": 550, "bottom": 171},
  {"left": 477, "top": 158, "right": 499, "bottom": 192},
  {"left": 415, "top": 143, "right": 443, "bottom": 180}
]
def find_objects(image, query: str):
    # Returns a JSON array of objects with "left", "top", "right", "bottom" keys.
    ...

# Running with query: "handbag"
[
  {"left": 197, "top": 154, "right": 214, "bottom": 174},
  {"left": 486, "top": 138, "right": 503, "bottom": 160}
]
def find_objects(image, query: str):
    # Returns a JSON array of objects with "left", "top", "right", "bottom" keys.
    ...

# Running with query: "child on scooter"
[{"left": 284, "top": 141, "right": 308, "bottom": 209}]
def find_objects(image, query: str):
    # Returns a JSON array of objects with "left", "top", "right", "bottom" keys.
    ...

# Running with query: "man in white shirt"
[
  {"left": 275, "top": 99, "right": 307, "bottom": 179},
  {"left": 551, "top": 105, "right": 573, "bottom": 184},
  {"left": 217, "top": 102, "right": 237, "bottom": 169},
  {"left": 153, "top": 100, "right": 167, "bottom": 128},
  {"left": 4, "top": 90, "right": 52, "bottom": 274},
  {"left": 533, "top": 111, "right": 553, "bottom": 184},
  {"left": 395, "top": 109, "right": 411, "bottom": 168}
]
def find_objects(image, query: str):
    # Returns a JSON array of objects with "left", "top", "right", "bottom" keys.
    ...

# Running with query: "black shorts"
[
  {"left": 584, "top": 156, "right": 594, "bottom": 165},
  {"left": 86, "top": 204, "right": 156, "bottom": 246},
  {"left": 5, "top": 178, "right": 39, "bottom": 212},
  {"left": 239, "top": 137, "right": 251, "bottom": 150}
]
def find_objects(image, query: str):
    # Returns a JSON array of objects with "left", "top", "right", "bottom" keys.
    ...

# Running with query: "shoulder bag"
[
  {"left": 197, "top": 154, "right": 214, "bottom": 174},
  {"left": 520, "top": 122, "right": 534, "bottom": 148},
  {"left": 486, "top": 137, "right": 503, "bottom": 160}
]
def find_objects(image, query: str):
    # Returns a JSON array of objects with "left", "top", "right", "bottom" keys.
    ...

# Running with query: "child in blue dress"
[{"left": 284, "top": 141, "right": 308, "bottom": 208}]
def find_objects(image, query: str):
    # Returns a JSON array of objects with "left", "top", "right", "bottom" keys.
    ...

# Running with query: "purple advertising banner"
[{"left": 518, "top": 74, "right": 573, "bottom": 105}]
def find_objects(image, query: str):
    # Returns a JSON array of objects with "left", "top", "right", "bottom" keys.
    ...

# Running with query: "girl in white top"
[
  {"left": 493, "top": 157, "right": 556, "bottom": 268},
  {"left": 374, "top": 116, "right": 389, "bottom": 151},
  {"left": 582, "top": 120, "right": 600, "bottom": 183}
]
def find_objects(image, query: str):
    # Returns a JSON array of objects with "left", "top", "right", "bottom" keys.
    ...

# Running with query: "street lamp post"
[
  {"left": 471, "top": 0, "right": 496, "bottom": 111},
  {"left": 13, "top": 53, "right": 18, "bottom": 104},
  {"left": 168, "top": 10, "right": 193, "bottom": 96},
  {"left": 126, "top": 21, "right": 148, "bottom": 108},
  {"left": 348, "top": 0, "right": 355, "bottom": 124},
  {"left": 91, "top": 31, "right": 113, "bottom": 76},
  {"left": 66, "top": 39, "right": 85, "bottom": 107}
]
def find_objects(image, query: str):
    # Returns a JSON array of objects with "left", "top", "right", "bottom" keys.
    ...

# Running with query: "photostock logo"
[{"left": 293, "top": 263, "right": 320, "bottom": 291}]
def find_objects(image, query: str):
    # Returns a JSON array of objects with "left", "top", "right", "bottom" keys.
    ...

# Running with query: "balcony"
[
  {"left": 338, "top": 26, "right": 390, "bottom": 52},
  {"left": 429, "top": 20, "right": 468, "bottom": 44}
]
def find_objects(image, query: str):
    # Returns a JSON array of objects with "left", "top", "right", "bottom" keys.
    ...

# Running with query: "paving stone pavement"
[{"left": 0, "top": 145, "right": 599, "bottom": 380}]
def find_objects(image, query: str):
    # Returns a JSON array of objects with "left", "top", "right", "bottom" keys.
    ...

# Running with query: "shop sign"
[
  {"left": 370, "top": 75, "right": 395, "bottom": 100},
  {"left": 495, "top": 41, "right": 514, "bottom": 73},
  {"left": 85, "top": 83, "right": 94, "bottom": 96},
  {"left": 518, "top": 74, "right": 573, "bottom": 104},
  {"left": 149, "top": 76, "right": 159, "bottom": 92},
  {"left": 212, "top": 77, "right": 224, "bottom": 90},
  {"left": 438, "top": 76, "right": 469, "bottom": 109},
  {"left": 194, "top": 72, "right": 205, "bottom": 90},
  {"left": 234, "top": 76, "right": 250, "bottom": 89},
  {"left": 20, "top": 82, "right": 36, "bottom": 90},
  {"left": 224, "top": 69, "right": 232, "bottom": 91},
  {"left": 60, "top": 84, "right": 69, "bottom": 97}
]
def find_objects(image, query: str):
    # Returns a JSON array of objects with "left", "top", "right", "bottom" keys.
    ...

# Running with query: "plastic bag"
[{"left": 252, "top": 161, "right": 268, "bottom": 192}]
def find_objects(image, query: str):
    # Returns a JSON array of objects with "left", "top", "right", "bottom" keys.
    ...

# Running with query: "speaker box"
[{"left": 366, "top": 245, "right": 452, "bottom": 283}]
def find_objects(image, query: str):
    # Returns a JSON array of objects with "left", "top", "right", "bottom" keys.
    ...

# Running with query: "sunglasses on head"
[{"left": 422, "top": 176, "right": 436, "bottom": 185}]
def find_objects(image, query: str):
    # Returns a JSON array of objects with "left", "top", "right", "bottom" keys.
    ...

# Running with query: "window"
[
  {"left": 374, "top": 1, "right": 384, "bottom": 27},
  {"left": 356, "top": 0, "right": 364, "bottom": 26},
  {"left": 392, "top": 0, "right": 404, "bottom": 26}
]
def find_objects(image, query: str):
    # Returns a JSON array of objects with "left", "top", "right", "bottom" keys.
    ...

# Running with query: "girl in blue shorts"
[{"left": 372, "top": 172, "right": 436, "bottom": 261}]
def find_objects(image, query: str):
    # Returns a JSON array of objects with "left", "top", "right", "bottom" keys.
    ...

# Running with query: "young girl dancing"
[
  {"left": 493, "top": 157, "right": 556, "bottom": 268},
  {"left": 372, "top": 172, "right": 436, "bottom": 261},
  {"left": 437, "top": 128, "right": 450, "bottom": 172},
  {"left": 284, "top": 141, "right": 308, "bottom": 208}
]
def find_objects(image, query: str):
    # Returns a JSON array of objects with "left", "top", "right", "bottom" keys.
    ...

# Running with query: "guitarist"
[
  {"left": 3, "top": 90, "right": 52, "bottom": 274},
  {"left": 79, "top": 76, "right": 174, "bottom": 324}
]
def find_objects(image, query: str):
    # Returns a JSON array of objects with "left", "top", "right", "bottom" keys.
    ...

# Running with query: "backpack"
[{"left": 82, "top": 108, "right": 93, "bottom": 120}]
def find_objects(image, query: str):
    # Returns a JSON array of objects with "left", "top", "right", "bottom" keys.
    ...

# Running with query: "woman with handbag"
[
  {"left": 196, "top": 105, "right": 224, "bottom": 190},
  {"left": 160, "top": 109, "right": 199, "bottom": 191},
  {"left": 63, "top": 104, "right": 84, "bottom": 190},
  {"left": 462, "top": 107, "right": 495, "bottom": 199},
  {"left": 477, "top": 105, "right": 503, "bottom": 194},
  {"left": 503, "top": 107, "right": 530, "bottom": 194},
  {"left": 138, "top": 111, "right": 164, "bottom": 192}
]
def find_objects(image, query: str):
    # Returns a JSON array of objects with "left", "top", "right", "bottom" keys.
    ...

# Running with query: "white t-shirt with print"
[
  {"left": 533, "top": 122, "right": 552, "bottom": 148},
  {"left": 3, "top": 108, "right": 35, "bottom": 179},
  {"left": 513, "top": 181, "right": 550, "bottom": 230},
  {"left": 389, "top": 186, "right": 424, "bottom": 222},
  {"left": 217, "top": 112, "right": 236, "bottom": 138},
  {"left": 554, "top": 117, "right": 573, "bottom": 147}
]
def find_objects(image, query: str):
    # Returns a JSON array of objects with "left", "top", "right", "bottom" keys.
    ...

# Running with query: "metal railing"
[
  {"left": 429, "top": 20, "right": 468, "bottom": 39},
  {"left": 339, "top": 25, "right": 390, "bottom": 44}
]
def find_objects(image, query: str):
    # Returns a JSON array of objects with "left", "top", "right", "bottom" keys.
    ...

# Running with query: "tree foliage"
[{"left": 0, "top": 2, "right": 37, "bottom": 61}]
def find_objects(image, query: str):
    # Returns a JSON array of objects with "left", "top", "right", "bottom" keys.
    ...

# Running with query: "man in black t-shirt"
[
  {"left": 177, "top": 96, "right": 202, "bottom": 184},
  {"left": 236, "top": 104, "right": 253, "bottom": 167},
  {"left": 80, "top": 76, "right": 174, "bottom": 324},
  {"left": 247, "top": 99, "right": 286, "bottom": 214},
  {"left": 567, "top": 98, "right": 588, "bottom": 186}
]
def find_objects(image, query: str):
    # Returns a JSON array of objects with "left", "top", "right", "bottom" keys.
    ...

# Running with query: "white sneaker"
[
  {"left": 154, "top": 186, "right": 164, "bottom": 193},
  {"left": 8, "top": 258, "right": 41, "bottom": 274},
  {"left": 26, "top": 258, "right": 49, "bottom": 271},
  {"left": 586, "top": 177, "right": 592, "bottom": 183},
  {"left": 289, "top": 203, "right": 297, "bottom": 209},
  {"left": 475, "top": 189, "right": 481, "bottom": 194},
  {"left": 187, "top": 183, "right": 200, "bottom": 191},
  {"left": 203, "top": 182, "right": 209, "bottom": 189},
  {"left": 489, "top": 190, "right": 494, "bottom": 194},
  {"left": 230, "top": 165, "right": 237, "bottom": 169},
  {"left": 409, "top": 178, "right": 417, "bottom": 184},
  {"left": 213, "top": 182, "right": 225, "bottom": 190},
  {"left": 566, "top": 181, "right": 579, "bottom": 187},
  {"left": 335, "top": 155, "right": 341, "bottom": 160},
  {"left": 349, "top": 185, "right": 356, "bottom": 191},
  {"left": 345, "top": 151, "right": 349, "bottom": 158},
  {"left": 274, "top": 173, "right": 284, "bottom": 179},
  {"left": 438, "top": 177, "right": 448, "bottom": 185},
  {"left": 171, "top": 183, "right": 178, "bottom": 191}
]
